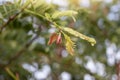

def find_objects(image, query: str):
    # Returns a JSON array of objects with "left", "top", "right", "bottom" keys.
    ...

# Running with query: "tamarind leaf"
[
  {"left": 45, "top": 13, "right": 51, "bottom": 20},
  {"left": 31, "top": 0, "right": 45, "bottom": 9},
  {"left": 5, "top": 67, "right": 18, "bottom": 80},
  {"left": 72, "top": 16, "right": 76, "bottom": 22},
  {"left": 0, "top": 12, "right": 3, "bottom": 19},
  {"left": 52, "top": 10, "right": 78, "bottom": 19},
  {"left": 62, "top": 27, "right": 96, "bottom": 46},
  {"left": 63, "top": 33, "right": 75, "bottom": 55}
]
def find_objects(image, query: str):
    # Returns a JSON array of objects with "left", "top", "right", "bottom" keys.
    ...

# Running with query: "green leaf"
[
  {"left": 45, "top": 13, "right": 51, "bottom": 20},
  {"left": 3, "top": 4, "right": 8, "bottom": 15},
  {"left": 29, "top": 0, "right": 54, "bottom": 15},
  {"left": 52, "top": 10, "right": 78, "bottom": 19},
  {"left": 24, "top": 9, "right": 45, "bottom": 19},
  {"left": 5, "top": 67, "right": 19, "bottom": 80},
  {"left": 0, "top": 12, "right": 3, "bottom": 19},
  {"left": 31, "top": 0, "right": 45, "bottom": 9},
  {"left": 62, "top": 27, "right": 96, "bottom": 46}
]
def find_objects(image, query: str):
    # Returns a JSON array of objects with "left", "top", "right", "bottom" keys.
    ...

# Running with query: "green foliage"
[
  {"left": 0, "top": 0, "right": 119, "bottom": 80},
  {"left": 52, "top": 10, "right": 78, "bottom": 21},
  {"left": 5, "top": 67, "right": 19, "bottom": 80}
]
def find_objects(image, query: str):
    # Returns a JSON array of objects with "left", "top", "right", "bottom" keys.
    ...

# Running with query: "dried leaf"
[
  {"left": 48, "top": 33, "right": 58, "bottom": 45},
  {"left": 56, "top": 33, "right": 62, "bottom": 44}
]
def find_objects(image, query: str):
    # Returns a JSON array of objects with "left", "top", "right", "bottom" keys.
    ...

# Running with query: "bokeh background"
[{"left": 0, "top": 0, "right": 120, "bottom": 80}]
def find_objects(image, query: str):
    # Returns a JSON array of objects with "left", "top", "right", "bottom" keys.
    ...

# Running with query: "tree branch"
[
  {"left": 0, "top": 1, "right": 30, "bottom": 33},
  {"left": 7, "top": 34, "right": 39, "bottom": 65},
  {"left": 0, "top": 11, "right": 20, "bottom": 32},
  {"left": 0, "top": 33, "right": 39, "bottom": 68}
]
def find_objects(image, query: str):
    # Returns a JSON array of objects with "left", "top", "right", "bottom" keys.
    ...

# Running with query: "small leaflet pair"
[{"left": 48, "top": 32, "right": 62, "bottom": 45}]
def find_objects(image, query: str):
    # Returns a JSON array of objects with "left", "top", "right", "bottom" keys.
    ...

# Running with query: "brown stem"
[
  {"left": 0, "top": 1, "right": 30, "bottom": 33},
  {"left": 0, "top": 11, "right": 20, "bottom": 32}
]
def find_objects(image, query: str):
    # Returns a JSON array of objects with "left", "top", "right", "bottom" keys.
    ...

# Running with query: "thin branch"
[
  {"left": 7, "top": 34, "right": 39, "bottom": 65},
  {"left": 0, "top": 11, "right": 21, "bottom": 32},
  {"left": 0, "top": 1, "right": 30, "bottom": 33},
  {"left": 5, "top": 23, "right": 43, "bottom": 66},
  {"left": 0, "top": 33, "right": 39, "bottom": 68}
]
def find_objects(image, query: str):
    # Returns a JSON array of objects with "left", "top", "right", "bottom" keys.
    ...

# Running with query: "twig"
[
  {"left": 0, "top": 1, "right": 30, "bottom": 33},
  {"left": 0, "top": 33, "right": 39, "bottom": 68},
  {"left": 7, "top": 34, "right": 39, "bottom": 65},
  {"left": 0, "top": 12, "right": 20, "bottom": 32},
  {"left": 5, "top": 24, "right": 43, "bottom": 66}
]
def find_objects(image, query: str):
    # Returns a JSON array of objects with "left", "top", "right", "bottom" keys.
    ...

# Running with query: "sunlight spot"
[
  {"left": 60, "top": 72, "right": 71, "bottom": 80},
  {"left": 61, "top": 50, "right": 68, "bottom": 57},
  {"left": 79, "top": 0, "right": 90, "bottom": 7},
  {"left": 84, "top": 74, "right": 95, "bottom": 80}
]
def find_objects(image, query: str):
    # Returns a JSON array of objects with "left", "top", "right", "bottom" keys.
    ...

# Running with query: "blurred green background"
[{"left": 0, "top": 0, "right": 120, "bottom": 80}]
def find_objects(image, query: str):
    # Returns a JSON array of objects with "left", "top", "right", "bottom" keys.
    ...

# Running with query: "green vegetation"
[{"left": 0, "top": 0, "right": 119, "bottom": 80}]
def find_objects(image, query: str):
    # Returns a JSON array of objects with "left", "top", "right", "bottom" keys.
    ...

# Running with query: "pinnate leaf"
[
  {"left": 52, "top": 10, "right": 78, "bottom": 19},
  {"left": 63, "top": 33, "right": 75, "bottom": 55},
  {"left": 62, "top": 27, "right": 96, "bottom": 46}
]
